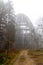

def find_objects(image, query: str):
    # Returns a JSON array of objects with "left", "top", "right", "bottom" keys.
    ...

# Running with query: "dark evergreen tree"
[{"left": 0, "top": 0, "right": 15, "bottom": 50}]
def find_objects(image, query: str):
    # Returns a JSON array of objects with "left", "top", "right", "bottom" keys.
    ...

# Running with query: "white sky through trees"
[{"left": 4, "top": 0, "right": 43, "bottom": 25}]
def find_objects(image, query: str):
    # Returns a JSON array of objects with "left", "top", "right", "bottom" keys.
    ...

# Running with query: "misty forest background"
[
  {"left": 0, "top": 0, "right": 43, "bottom": 51},
  {"left": 0, "top": 0, "right": 43, "bottom": 65}
]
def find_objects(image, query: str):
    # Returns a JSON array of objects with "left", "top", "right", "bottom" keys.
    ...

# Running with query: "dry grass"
[{"left": 28, "top": 50, "right": 43, "bottom": 65}]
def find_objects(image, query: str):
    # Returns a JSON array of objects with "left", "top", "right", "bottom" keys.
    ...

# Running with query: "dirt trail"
[{"left": 13, "top": 50, "right": 36, "bottom": 65}]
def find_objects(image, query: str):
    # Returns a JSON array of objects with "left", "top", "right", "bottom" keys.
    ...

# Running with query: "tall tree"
[
  {"left": 0, "top": 0, "right": 15, "bottom": 50},
  {"left": 0, "top": 0, "right": 7, "bottom": 50},
  {"left": 15, "top": 14, "right": 37, "bottom": 49},
  {"left": 36, "top": 17, "right": 43, "bottom": 49}
]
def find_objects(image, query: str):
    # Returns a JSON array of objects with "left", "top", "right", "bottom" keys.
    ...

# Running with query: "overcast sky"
[{"left": 4, "top": 0, "right": 43, "bottom": 25}]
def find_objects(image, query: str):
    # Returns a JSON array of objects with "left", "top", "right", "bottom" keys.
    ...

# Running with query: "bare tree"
[{"left": 35, "top": 17, "right": 43, "bottom": 49}]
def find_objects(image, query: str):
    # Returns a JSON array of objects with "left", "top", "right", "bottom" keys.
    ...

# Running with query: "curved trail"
[{"left": 13, "top": 50, "right": 36, "bottom": 65}]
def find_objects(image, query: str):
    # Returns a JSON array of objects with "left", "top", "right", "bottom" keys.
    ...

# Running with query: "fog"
[{"left": 0, "top": 0, "right": 43, "bottom": 50}]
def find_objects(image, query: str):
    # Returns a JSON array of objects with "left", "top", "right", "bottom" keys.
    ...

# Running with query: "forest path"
[{"left": 13, "top": 50, "right": 36, "bottom": 65}]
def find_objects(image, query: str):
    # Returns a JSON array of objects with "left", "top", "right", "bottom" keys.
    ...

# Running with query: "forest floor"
[
  {"left": 0, "top": 49, "right": 20, "bottom": 65},
  {"left": 0, "top": 49, "right": 43, "bottom": 65}
]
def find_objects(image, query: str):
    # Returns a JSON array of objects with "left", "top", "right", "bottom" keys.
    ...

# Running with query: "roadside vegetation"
[
  {"left": 0, "top": 49, "right": 20, "bottom": 65},
  {"left": 28, "top": 49, "right": 43, "bottom": 65}
]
